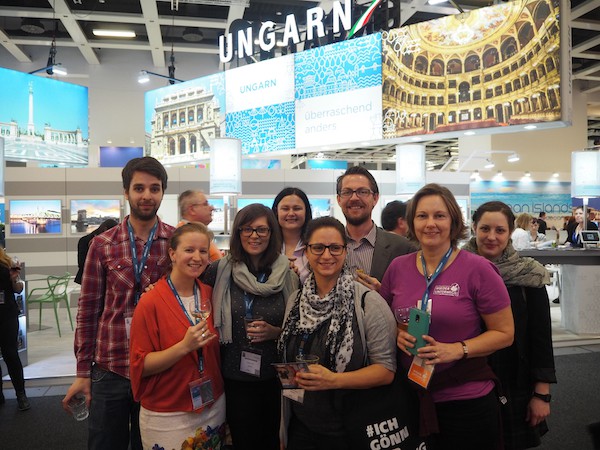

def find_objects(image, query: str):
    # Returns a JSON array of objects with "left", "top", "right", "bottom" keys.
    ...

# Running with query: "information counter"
[{"left": 519, "top": 248, "right": 600, "bottom": 334}]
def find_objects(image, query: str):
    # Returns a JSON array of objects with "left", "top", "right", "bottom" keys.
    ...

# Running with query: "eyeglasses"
[
  {"left": 339, "top": 188, "right": 375, "bottom": 199},
  {"left": 307, "top": 243, "right": 346, "bottom": 256},
  {"left": 239, "top": 226, "right": 271, "bottom": 237}
]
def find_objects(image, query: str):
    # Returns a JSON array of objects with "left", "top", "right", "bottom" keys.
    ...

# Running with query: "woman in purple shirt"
[{"left": 380, "top": 183, "right": 514, "bottom": 450}]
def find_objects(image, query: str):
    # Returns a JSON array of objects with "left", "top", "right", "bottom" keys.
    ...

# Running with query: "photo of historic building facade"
[
  {"left": 148, "top": 86, "right": 222, "bottom": 165},
  {"left": 382, "top": 0, "right": 561, "bottom": 139}
]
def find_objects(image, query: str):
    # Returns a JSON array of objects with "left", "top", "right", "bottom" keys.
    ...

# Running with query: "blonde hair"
[
  {"left": 515, "top": 213, "right": 533, "bottom": 230},
  {"left": 0, "top": 248, "right": 13, "bottom": 270}
]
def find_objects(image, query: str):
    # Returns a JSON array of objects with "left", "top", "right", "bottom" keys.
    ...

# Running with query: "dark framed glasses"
[
  {"left": 307, "top": 243, "right": 346, "bottom": 256},
  {"left": 239, "top": 226, "right": 271, "bottom": 237},
  {"left": 338, "top": 188, "right": 374, "bottom": 199}
]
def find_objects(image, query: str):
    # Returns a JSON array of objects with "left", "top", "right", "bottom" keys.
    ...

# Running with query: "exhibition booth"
[{"left": 0, "top": 0, "right": 599, "bottom": 378}]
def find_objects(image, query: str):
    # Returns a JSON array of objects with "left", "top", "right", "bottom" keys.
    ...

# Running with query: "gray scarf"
[
  {"left": 462, "top": 237, "right": 550, "bottom": 288},
  {"left": 212, "top": 254, "right": 296, "bottom": 344}
]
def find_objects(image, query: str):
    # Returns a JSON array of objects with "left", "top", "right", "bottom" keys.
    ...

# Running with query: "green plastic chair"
[{"left": 27, "top": 273, "right": 73, "bottom": 337}]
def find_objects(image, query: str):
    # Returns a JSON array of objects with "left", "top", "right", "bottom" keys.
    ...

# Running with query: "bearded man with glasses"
[{"left": 336, "top": 166, "right": 417, "bottom": 291}]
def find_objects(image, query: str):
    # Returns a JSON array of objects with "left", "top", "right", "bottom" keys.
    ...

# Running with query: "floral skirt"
[{"left": 140, "top": 395, "right": 226, "bottom": 450}]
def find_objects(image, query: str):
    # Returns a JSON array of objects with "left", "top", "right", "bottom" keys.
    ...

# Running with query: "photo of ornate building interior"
[{"left": 382, "top": 0, "right": 562, "bottom": 139}]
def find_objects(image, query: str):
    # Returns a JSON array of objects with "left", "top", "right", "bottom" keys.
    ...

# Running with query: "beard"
[
  {"left": 343, "top": 201, "right": 372, "bottom": 226},
  {"left": 129, "top": 202, "right": 159, "bottom": 222}
]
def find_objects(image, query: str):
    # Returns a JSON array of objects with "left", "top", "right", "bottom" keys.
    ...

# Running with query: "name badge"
[
  {"left": 407, "top": 356, "right": 435, "bottom": 389},
  {"left": 124, "top": 316, "right": 133, "bottom": 341},
  {"left": 189, "top": 378, "right": 215, "bottom": 410},
  {"left": 240, "top": 349, "right": 262, "bottom": 377}
]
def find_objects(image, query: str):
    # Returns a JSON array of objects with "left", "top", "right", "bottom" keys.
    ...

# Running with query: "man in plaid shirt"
[{"left": 63, "top": 157, "right": 175, "bottom": 450}]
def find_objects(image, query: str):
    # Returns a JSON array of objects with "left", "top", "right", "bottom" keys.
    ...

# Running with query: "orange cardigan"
[{"left": 130, "top": 278, "right": 224, "bottom": 413}]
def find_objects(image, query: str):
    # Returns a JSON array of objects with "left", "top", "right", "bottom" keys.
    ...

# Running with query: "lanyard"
[
  {"left": 419, "top": 247, "right": 453, "bottom": 311},
  {"left": 243, "top": 272, "right": 267, "bottom": 318},
  {"left": 127, "top": 219, "right": 158, "bottom": 305},
  {"left": 167, "top": 276, "right": 205, "bottom": 373},
  {"left": 298, "top": 333, "right": 310, "bottom": 357}
]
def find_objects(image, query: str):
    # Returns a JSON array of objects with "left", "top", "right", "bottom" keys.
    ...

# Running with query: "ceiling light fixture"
[
  {"left": 21, "top": 18, "right": 46, "bottom": 34},
  {"left": 93, "top": 29, "right": 136, "bottom": 38},
  {"left": 484, "top": 159, "right": 495, "bottom": 169},
  {"left": 507, "top": 152, "right": 520, "bottom": 163},
  {"left": 525, "top": 171, "right": 531, "bottom": 177},
  {"left": 28, "top": 37, "right": 67, "bottom": 76},
  {"left": 182, "top": 27, "right": 204, "bottom": 42}
]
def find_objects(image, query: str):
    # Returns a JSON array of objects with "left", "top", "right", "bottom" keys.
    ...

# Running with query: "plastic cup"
[
  {"left": 296, "top": 354, "right": 319, "bottom": 365},
  {"left": 394, "top": 307, "right": 411, "bottom": 331},
  {"left": 68, "top": 394, "right": 89, "bottom": 421}
]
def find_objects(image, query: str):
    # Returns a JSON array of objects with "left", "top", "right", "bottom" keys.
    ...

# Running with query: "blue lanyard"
[
  {"left": 420, "top": 247, "right": 453, "bottom": 311},
  {"left": 127, "top": 219, "right": 158, "bottom": 305},
  {"left": 167, "top": 276, "right": 199, "bottom": 326},
  {"left": 166, "top": 276, "right": 205, "bottom": 373},
  {"left": 298, "top": 333, "right": 310, "bottom": 357},
  {"left": 243, "top": 272, "right": 267, "bottom": 318}
]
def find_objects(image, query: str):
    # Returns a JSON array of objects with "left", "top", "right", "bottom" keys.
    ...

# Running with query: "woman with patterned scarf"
[
  {"left": 278, "top": 216, "right": 397, "bottom": 450},
  {"left": 464, "top": 201, "right": 557, "bottom": 450}
]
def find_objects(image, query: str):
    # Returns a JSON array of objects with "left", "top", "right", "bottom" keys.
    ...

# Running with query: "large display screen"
[
  {"left": 381, "top": 0, "right": 562, "bottom": 139},
  {"left": 295, "top": 34, "right": 382, "bottom": 149},
  {"left": 145, "top": 73, "right": 226, "bottom": 166},
  {"left": 70, "top": 199, "right": 120, "bottom": 234},
  {"left": 225, "top": 55, "right": 296, "bottom": 155},
  {"left": 9, "top": 199, "right": 62, "bottom": 235},
  {"left": 0, "top": 67, "right": 89, "bottom": 166}
]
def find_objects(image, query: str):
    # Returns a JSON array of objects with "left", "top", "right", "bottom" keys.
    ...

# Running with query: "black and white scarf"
[{"left": 279, "top": 265, "right": 356, "bottom": 373}]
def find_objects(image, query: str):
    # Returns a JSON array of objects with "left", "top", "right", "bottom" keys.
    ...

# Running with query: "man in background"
[
  {"left": 177, "top": 189, "right": 222, "bottom": 261},
  {"left": 336, "top": 166, "right": 417, "bottom": 291},
  {"left": 538, "top": 212, "right": 548, "bottom": 234},
  {"left": 381, "top": 200, "right": 409, "bottom": 237},
  {"left": 63, "top": 157, "right": 175, "bottom": 450}
]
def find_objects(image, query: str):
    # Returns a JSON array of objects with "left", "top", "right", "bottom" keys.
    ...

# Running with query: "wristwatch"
[{"left": 532, "top": 392, "right": 552, "bottom": 403}]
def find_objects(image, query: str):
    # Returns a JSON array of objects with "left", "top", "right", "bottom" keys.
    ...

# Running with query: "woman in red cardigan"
[{"left": 130, "top": 223, "right": 225, "bottom": 450}]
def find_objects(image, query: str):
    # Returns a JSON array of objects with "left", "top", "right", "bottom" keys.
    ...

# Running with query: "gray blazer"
[{"left": 370, "top": 227, "right": 417, "bottom": 282}]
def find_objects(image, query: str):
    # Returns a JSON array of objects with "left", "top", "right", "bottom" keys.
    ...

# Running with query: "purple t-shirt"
[{"left": 380, "top": 250, "right": 510, "bottom": 403}]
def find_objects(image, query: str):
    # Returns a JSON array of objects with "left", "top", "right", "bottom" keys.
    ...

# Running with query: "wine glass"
[
  {"left": 189, "top": 297, "right": 211, "bottom": 324},
  {"left": 195, "top": 297, "right": 212, "bottom": 322}
]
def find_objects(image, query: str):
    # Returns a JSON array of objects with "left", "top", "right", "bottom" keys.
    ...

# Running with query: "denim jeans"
[{"left": 89, "top": 365, "right": 141, "bottom": 450}]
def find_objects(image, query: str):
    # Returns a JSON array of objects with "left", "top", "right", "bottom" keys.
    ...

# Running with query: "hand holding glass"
[
  {"left": 191, "top": 297, "right": 212, "bottom": 323},
  {"left": 244, "top": 316, "right": 264, "bottom": 344},
  {"left": 68, "top": 394, "right": 89, "bottom": 421}
]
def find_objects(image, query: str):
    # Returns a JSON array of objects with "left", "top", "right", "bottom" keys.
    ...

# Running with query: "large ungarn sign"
[{"left": 219, "top": 0, "right": 353, "bottom": 63}]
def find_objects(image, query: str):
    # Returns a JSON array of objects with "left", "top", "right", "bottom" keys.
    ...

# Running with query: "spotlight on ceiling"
[
  {"left": 137, "top": 70, "right": 184, "bottom": 85},
  {"left": 28, "top": 40, "right": 67, "bottom": 76},
  {"left": 484, "top": 159, "right": 495, "bottom": 169},
  {"left": 507, "top": 152, "right": 520, "bottom": 163},
  {"left": 21, "top": 18, "right": 46, "bottom": 34},
  {"left": 182, "top": 27, "right": 204, "bottom": 42}
]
